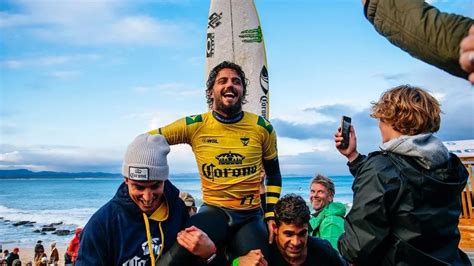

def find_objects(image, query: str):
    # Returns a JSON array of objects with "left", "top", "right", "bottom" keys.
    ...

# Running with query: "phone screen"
[{"left": 341, "top": 116, "right": 351, "bottom": 149}]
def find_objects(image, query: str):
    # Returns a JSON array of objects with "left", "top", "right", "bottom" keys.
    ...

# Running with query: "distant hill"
[{"left": 0, "top": 169, "right": 121, "bottom": 178}]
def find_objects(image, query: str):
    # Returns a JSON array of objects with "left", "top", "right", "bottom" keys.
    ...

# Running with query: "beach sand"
[{"left": 2, "top": 245, "right": 67, "bottom": 265}]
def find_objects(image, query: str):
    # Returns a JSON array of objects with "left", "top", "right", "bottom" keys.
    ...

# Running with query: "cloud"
[
  {"left": 372, "top": 72, "right": 409, "bottom": 81},
  {"left": 47, "top": 70, "right": 81, "bottom": 79},
  {"left": 277, "top": 137, "right": 333, "bottom": 156},
  {"left": 1, "top": 54, "right": 100, "bottom": 69},
  {"left": 0, "top": 122, "right": 21, "bottom": 135},
  {"left": 279, "top": 151, "right": 350, "bottom": 176},
  {"left": 0, "top": 11, "right": 33, "bottom": 27},
  {"left": 271, "top": 103, "right": 367, "bottom": 140},
  {"left": 0, "top": 144, "right": 123, "bottom": 172},
  {"left": 0, "top": 142, "right": 199, "bottom": 174},
  {"left": 132, "top": 82, "right": 204, "bottom": 96},
  {"left": 1, "top": 1, "right": 194, "bottom": 46}
]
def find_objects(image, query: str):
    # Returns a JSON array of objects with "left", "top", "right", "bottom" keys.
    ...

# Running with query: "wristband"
[
  {"left": 232, "top": 257, "right": 239, "bottom": 266},
  {"left": 204, "top": 244, "right": 217, "bottom": 264},
  {"left": 206, "top": 253, "right": 217, "bottom": 264}
]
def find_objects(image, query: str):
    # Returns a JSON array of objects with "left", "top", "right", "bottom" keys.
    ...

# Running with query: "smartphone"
[{"left": 340, "top": 116, "right": 351, "bottom": 149}]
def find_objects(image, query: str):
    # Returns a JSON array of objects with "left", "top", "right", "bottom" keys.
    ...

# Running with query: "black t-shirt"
[
  {"left": 269, "top": 236, "right": 345, "bottom": 266},
  {"left": 6, "top": 253, "right": 19, "bottom": 265}
]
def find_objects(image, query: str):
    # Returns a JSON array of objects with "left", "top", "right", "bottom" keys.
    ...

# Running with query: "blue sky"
[{"left": 1, "top": 0, "right": 473, "bottom": 175}]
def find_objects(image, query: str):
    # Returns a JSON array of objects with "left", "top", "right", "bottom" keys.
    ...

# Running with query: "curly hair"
[
  {"left": 371, "top": 85, "right": 441, "bottom": 135},
  {"left": 274, "top": 194, "right": 310, "bottom": 227},
  {"left": 310, "top": 174, "right": 335, "bottom": 198},
  {"left": 206, "top": 61, "right": 248, "bottom": 109}
]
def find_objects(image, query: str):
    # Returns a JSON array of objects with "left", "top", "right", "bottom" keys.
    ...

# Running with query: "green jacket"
[
  {"left": 309, "top": 202, "right": 346, "bottom": 251},
  {"left": 365, "top": 0, "right": 473, "bottom": 79}
]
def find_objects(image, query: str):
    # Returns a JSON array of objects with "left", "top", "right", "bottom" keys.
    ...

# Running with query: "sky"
[{"left": 1, "top": 0, "right": 473, "bottom": 176}]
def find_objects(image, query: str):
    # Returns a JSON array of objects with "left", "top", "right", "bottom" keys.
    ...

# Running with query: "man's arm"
[
  {"left": 157, "top": 226, "right": 220, "bottom": 266},
  {"left": 364, "top": 0, "right": 474, "bottom": 80},
  {"left": 148, "top": 116, "right": 193, "bottom": 145},
  {"left": 263, "top": 157, "right": 282, "bottom": 243},
  {"left": 175, "top": 226, "right": 216, "bottom": 260},
  {"left": 338, "top": 158, "right": 400, "bottom": 264},
  {"left": 234, "top": 249, "right": 268, "bottom": 266}
]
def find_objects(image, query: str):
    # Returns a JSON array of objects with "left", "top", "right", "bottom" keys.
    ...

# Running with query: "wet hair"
[
  {"left": 371, "top": 85, "right": 441, "bottom": 135},
  {"left": 274, "top": 194, "right": 310, "bottom": 227},
  {"left": 310, "top": 174, "right": 335, "bottom": 198},
  {"left": 206, "top": 61, "right": 248, "bottom": 109}
]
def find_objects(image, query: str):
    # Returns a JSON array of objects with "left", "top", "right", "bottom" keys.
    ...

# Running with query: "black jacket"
[{"left": 339, "top": 151, "right": 470, "bottom": 265}]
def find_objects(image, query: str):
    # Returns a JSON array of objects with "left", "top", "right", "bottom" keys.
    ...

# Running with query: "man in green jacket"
[
  {"left": 362, "top": 0, "right": 474, "bottom": 81},
  {"left": 308, "top": 174, "right": 345, "bottom": 251}
]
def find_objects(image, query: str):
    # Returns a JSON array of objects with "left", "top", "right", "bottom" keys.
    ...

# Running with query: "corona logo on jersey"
[
  {"left": 201, "top": 163, "right": 258, "bottom": 181},
  {"left": 215, "top": 151, "right": 245, "bottom": 165}
]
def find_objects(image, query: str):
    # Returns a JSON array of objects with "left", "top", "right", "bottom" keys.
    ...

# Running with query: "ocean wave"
[{"left": 0, "top": 205, "right": 95, "bottom": 227}]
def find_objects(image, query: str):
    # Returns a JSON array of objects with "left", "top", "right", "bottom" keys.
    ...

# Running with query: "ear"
[
  {"left": 124, "top": 177, "right": 129, "bottom": 184},
  {"left": 207, "top": 89, "right": 214, "bottom": 100},
  {"left": 273, "top": 225, "right": 278, "bottom": 236}
]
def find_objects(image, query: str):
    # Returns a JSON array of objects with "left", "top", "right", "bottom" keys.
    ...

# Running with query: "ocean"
[{"left": 0, "top": 175, "right": 353, "bottom": 246}]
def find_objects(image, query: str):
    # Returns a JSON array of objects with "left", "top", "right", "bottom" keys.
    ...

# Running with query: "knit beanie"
[{"left": 122, "top": 133, "right": 170, "bottom": 181}]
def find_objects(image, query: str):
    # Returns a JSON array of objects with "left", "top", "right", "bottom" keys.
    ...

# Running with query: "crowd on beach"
[
  {"left": 0, "top": 228, "right": 81, "bottom": 266},
  {"left": 4, "top": 0, "right": 473, "bottom": 265}
]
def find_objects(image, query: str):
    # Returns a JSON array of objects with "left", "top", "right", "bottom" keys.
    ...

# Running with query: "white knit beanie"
[{"left": 122, "top": 133, "right": 170, "bottom": 181}]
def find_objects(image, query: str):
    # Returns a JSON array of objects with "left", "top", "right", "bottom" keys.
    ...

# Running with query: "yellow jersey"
[{"left": 149, "top": 111, "right": 278, "bottom": 211}]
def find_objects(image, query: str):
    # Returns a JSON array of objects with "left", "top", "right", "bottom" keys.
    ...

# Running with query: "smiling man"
[
  {"left": 269, "top": 194, "right": 344, "bottom": 266},
  {"left": 76, "top": 134, "right": 215, "bottom": 266},
  {"left": 150, "top": 61, "right": 282, "bottom": 265},
  {"left": 308, "top": 174, "right": 345, "bottom": 251}
]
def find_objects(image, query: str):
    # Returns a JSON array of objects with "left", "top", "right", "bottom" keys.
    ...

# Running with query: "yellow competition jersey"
[{"left": 149, "top": 111, "right": 277, "bottom": 210}]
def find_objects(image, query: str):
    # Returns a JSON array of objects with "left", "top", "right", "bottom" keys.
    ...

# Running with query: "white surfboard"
[{"left": 206, "top": 0, "right": 270, "bottom": 119}]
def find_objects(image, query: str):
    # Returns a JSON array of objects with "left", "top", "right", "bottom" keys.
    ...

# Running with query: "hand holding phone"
[{"left": 340, "top": 116, "right": 351, "bottom": 149}]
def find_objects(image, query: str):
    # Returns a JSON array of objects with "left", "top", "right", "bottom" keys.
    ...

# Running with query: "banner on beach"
[{"left": 443, "top": 140, "right": 474, "bottom": 159}]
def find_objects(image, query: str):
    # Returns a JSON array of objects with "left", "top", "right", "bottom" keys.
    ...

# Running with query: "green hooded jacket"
[
  {"left": 365, "top": 0, "right": 473, "bottom": 80},
  {"left": 309, "top": 201, "right": 346, "bottom": 251}
]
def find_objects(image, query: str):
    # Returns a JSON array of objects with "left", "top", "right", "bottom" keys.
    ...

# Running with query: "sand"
[{"left": 2, "top": 245, "right": 67, "bottom": 265}]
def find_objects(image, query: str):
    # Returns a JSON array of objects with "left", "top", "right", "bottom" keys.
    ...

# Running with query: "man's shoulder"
[
  {"left": 306, "top": 237, "right": 343, "bottom": 264},
  {"left": 325, "top": 202, "right": 346, "bottom": 216},
  {"left": 243, "top": 112, "right": 274, "bottom": 134},
  {"left": 183, "top": 113, "right": 208, "bottom": 126},
  {"left": 307, "top": 236, "right": 333, "bottom": 251},
  {"left": 88, "top": 204, "right": 110, "bottom": 222},
  {"left": 357, "top": 151, "right": 398, "bottom": 175},
  {"left": 87, "top": 197, "right": 122, "bottom": 225}
]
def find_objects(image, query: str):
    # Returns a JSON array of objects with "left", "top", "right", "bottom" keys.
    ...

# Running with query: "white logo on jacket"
[{"left": 122, "top": 238, "right": 161, "bottom": 266}]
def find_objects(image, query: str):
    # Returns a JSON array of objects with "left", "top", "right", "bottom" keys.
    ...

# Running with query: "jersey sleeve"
[
  {"left": 257, "top": 116, "right": 278, "bottom": 160},
  {"left": 263, "top": 157, "right": 282, "bottom": 221},
  {"left": 148, "top": 116, "right": 194, "bottom": 145},
  {"left": 257, "top": 117, "right": 281, "bottom": 220}
]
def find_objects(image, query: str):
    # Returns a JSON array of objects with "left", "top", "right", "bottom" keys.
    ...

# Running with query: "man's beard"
[{"left": 214, "top": 94, "right": 244, "bottom": 116}]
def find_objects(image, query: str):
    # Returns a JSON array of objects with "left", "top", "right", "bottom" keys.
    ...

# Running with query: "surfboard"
[{"left": 205, "top": 0, "right": 270, "bottom": 119}]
